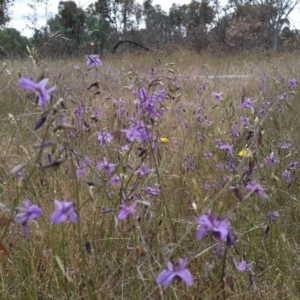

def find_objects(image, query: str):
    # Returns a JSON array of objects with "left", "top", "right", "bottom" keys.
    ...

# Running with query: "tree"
[
  {"left": 142, "top": 0, "right": 171, "bottom": 45},
  {"left": 0, "top": 0, "right": 13, "bottom": 27},
  {"left": 227, "top": 0, "right": 300, "bottom": 50},
  {"left": 0, "top": 27, "right": 29, "bottom": 57},
  {"left": 94, "top": 0, "right": 136, "bottom": 39},
  {"left": 58, "top": 1, "right": 86, "bottom": 43},
  {"left": 169, "top": 0, "right": 215, "bottom": 50}
]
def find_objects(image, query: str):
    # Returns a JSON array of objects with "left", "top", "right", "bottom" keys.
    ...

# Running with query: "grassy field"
[{"left": 0, "top": 48, "right": 299, "bottom": 299}]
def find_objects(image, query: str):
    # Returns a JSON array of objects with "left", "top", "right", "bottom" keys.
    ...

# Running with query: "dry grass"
[{"left": 0, "top": 48, "right": 299, "bottom": 299}]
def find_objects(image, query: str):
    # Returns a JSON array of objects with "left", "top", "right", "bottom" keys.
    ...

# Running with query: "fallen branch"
[{"left": 112, "top": 40, "right": 149, "bottom": 53}]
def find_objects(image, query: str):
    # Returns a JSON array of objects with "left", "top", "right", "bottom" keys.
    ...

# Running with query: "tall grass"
[{"left": 0, "top": 48, "right": 299, "bottom": 299}]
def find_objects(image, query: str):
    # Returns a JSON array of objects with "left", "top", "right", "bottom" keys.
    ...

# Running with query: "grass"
[{"left": 0, "top": 48, "right": 299, "bottom": 299}]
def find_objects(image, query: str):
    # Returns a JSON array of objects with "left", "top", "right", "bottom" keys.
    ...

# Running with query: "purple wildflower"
[
  {"left": 203, "top": 183, "right": 210, "bottom": 190},
  {"left": 156, "top": 258, "right": 193, "bottom": 287},
  {"left": 122, "top": 121, "right": 150, "bottom": 142},
  {"left": 76, "top": 162, "right": 87, "bottom": 178},
  {"left": 282, "top": 170, "right": 290, "bottom": 183},
  {"left": 75, "top": 102, "right": 85, "bottom": 119},
  {"left": 216, "top": 164, "right": 224, "bottom": 170},
  {"left": 19, "top": 77, "right": 56, "bottom": 108},
  {"left": 86, "top": 55, "right": 102, "bottom": 68},
  {"left": 240, "top": 116, "right": 250, "bottom": 127},
  {"left": 288, "top": 78, "right": 297, "bottom": 90},
  {"left": 133, "top": 87, "right": 163, "bottom": 119},
  {"left": 97, "top": 130, "right": 114, "bottom": 147},
  {"left": 134, "top": 164, "right": 154, "bottom": 178},
  {"left": 287, "top": 161, "right": 298, "bottom": 170},
  {"left": 213, "top": 182, "right": 220, "bottom": 189},
  {"left": 265, "top": 156, "right": 278, "bottom": 165},
  {"left": 281, "top": 142, "right": 292, "bottom": 149},
  {"left": 231, "top": 124, "right": 239, "bottom": 138},
  {"left": 17, "top": 172, "right": 23, "bottom": 182},
  {"left": 204, "top": 152, "right": 213, "bottom": 159},
  {"left": 196, "top": 210, "right": 235, "bottom": 253},
  {"left": 84, "top": 157, "right": 92, "bottom": 166},
  {"left": 117, "top": 202, "right": 137, "bottom": 220},
  {"left": 197, "top": 133, "right": 205, "bottom": 142},
  {"left": 14, "top": 200, "right": 42, "bottom": 235},
  {"left": 206, "top": 120, "right": 213, "bottom": 127},
  {"left": 145, "top": 187, "right": 161, "bottom": 197},
  {"left": 51, "top": 200, "right": 77, "bottom": 224},
  {"left": 232, "top": 258, "right": 252, "bottom": 273},
  {"left": 268, "top": 211, "right": 280, "bottom": 223},
  {"left": 219, "top": 144, "right": 234, "bottom": 157},
  {"left": 239, "top": 98, "right": 257, "bottom": 111},
  {"left": 211, "top": 92, "right": 224, "bottom": 104},
  {"left": 110, "top": 175, "right": 121, "bottom": 186},
  {"left": 97, "top": 158, "right": 117, "bottom": 175},
  {"left": 120, "top": 145, "right": 130, "bottom": 152},
  {"left": 245, "top": 180, "right": 267, "bottom": 198}
]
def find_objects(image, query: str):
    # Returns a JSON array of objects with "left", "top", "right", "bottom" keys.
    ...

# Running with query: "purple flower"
[
  {"left": 110, "top": 175, "right": 121, "bottom": 186},
  {"left": 75, "top": 102, "right": 85, "bottom": 119},
  {"left": 239, "top": 98, "right": 257, "bottom": 111},
  {"left": 287, "top": 161, "right": 298, "bottom": 170},
  {"left": 76, "top": 162, "right": 87, "bottom": 178},
  {"left": 231, "top": 124, "right": 239, "bottom": 138},
  {"left": 51, "top": 200, "right": 77, "bottom": 224},
  {"left": 97, "top": 131, "right": 114, "bottom": 147},
  {"left": 213, "top": 182, "right": 220, "bottom": 189},
  {"left": 265, "top": 156, "right": 278, "bottom": 165},
  {"left": 281, "top": 143, "right": 292, "bottom": 149},
  {"left": 19, "top": 77, "right": 56, "bottom": 108},
  {"left": 134, "top": 164, "right": 154, "bottom": 178},
  {"left": 204, "top": 152, "right": 213, "bottom": 159},
  {"left": 133, "top": 88, "right": 163, "bottom": 119},
  {"left": 14, "top": 200, "right": 42, "bottom": 235},
  {"left": 120, "top": 145, "right": 130, "bottom": 152},
  {"left": 84, "top": 157, "right": 92, "bottom": 166},
  {"left": 211, "top": 92, "right": 224, "bottom": 104},
  {"left": 203, "top": 183, "right": 210, "bottom": 190},
  {"left": 268, "top": 211, "right": 280, "bottom": 223},
  {"left": 232, "top": 258, "right": 252, "bottom": 273},
  {"left": 282, "top": 170, "right": 291, "bottom": 183},
  {"left": 145, "top": 187, "right": 161, "bottom": 197},
  {"left": 156, "top": 258, "right": 193, "bottom": 287},
  {"left": 196, "top": 210, "right": 235, "bottom": 253},
  {"left": 240, "top": 116, "right": 250, "bottom": 127},
  {"left": 117, "top": 202, "right": 137, "bottom": 220},
  {"left": 86, "top": 55, "right": 102, "bottom": 68},
  {"left": 17, "top": 171, "right": 23, "bottom": 182},
  {"left": 288, "top": 78, "right": 297, "bottom": 90},
  {"left": 122, "top": 121, "right": 150, "bottom": 142},
  {"left": 245, "top": 180, "right": 267, "bottom": 198},
  {"left": 216, "top": 164, "right": 224, "bottom": 170},
  {"left": 97, "top": 158, "right": 117, "bottom": 175},
  {"left": 206, "top": 120, "right": 213, "bottom": 127},
  {"left": 219, "top": 143, "right": 234, "bottom": 157}
]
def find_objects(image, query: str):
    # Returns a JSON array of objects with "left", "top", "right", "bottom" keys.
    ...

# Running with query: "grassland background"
[{"left": 0, "top": 49, "right": 299, "bottom": 299}]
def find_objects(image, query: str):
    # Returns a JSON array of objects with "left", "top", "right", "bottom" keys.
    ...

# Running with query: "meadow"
[{"left": 0, "top": 48, "right": 299, "bottom": 299}]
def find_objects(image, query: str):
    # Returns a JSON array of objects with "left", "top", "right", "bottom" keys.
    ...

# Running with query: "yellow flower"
[
  {"left": 238, "top": 149, "right": 253, "bottom": 158},
  {"left": 160, "top": 137, "right": 169, "bottom": 143}
]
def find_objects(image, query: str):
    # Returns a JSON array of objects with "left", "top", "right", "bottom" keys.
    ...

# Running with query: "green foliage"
[
  {"left": 58, "top": 1, "right": 86, "bottom": 43},
  {"left": 0, "top": 27, "right": 29, "bottom": 57},
  {"left": 85, "top": 15, "right": 112, "bottom": 53},
  {"left": 0, "top": 0, "right": 13, "bottom": 26}
]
